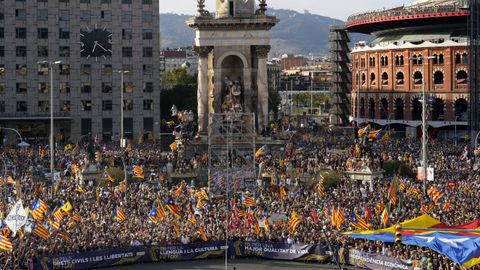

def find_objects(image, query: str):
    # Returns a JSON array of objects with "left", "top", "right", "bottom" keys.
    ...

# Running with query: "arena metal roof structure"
[{"left": 346, "top": 0, "right": 469, "bottom": 34}]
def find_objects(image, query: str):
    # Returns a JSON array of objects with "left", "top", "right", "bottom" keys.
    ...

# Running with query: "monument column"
[
  {"left": 256, "top": 45, "right": 271, "bottom": 130},
  {"left": 194, "top": 46, "right": 213, "bottom": 133}
]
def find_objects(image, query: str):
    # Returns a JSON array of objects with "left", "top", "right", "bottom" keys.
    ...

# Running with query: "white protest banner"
[{"left": 5, "top": 200, "right": 28, "bottom": 235}]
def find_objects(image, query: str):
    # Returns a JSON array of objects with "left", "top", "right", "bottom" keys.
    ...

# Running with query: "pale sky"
[{"left": 160, "top": 0, "right": 410, "bottom": 21}]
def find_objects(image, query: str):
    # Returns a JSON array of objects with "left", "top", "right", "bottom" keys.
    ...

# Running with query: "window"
[
  {"left": 143, "top": 64, "right": 153, "bottom": 75},
  {"left": 37, "top": 28, "right": 48, "bottom": 39},
  {"left": 439, "top": 54, "right": 444, "bottom": 65},
  {"left": 143, "top": 82, "right": 153, "bottom": 92},
  {"left": 143, "top": 47, "right": 153, "bottom": 58},
  {"left": 81, "top": 64, "right": 91, "bottom": 75},
  {"left": 81, "top": 118, "right": 92, "bottom": 136},
  {"left": 0, "top": 9, "right": 4, "bottom": 21},
  {"left": 16, "top": 9, "right": 26, "bottom": 20},
  {"left": 143, "top": 0, "right": 152, "bottom": 3},
  {"left": 59, "top": 64, "right": 70, "bottom": 75},
  {"left": 413, "top": 71, "right": 423, "bottom": 85},
  {"left": 37, "top": 9, "right": 48, "bottom": 21},
  {"left": 123, "top": 82, "right": 134, "bottom": 93},
  {"left": 59, "top": 28, "right": 70, "bottom": 39},
  {"left": 16, "top": 46, "right": 27, "bottom": 57},
  {"left": 59, "top": 10, "right": 70, "bottom": 21},
  {"left": 456, "top": 70, "right": 468, "bottom": 85},
  {"left": 143, "top": 11, "right": 152, "bottom": 22},
  {"left": 102, "top": 100, "right": 112, "bottom": 111},
  {"left": 143, "top": 29, "right": 153, "bottom": 40},
  {"left": 38, "top": 64, "right": 49, "bottom": 75},
  {"left": 59, "top": 82, "right": 70, "bottom": 93},
  {"left": 143, "top": 100, "right": 153, "bottom": 110},
  {"left": 60, "top": 100, "right": 70, "bottom": 112},
  {"left": 0, "top": 83, "right": 4, "bottom": 95},
  {"left": 59, "top": 46, "right": 70, "bottom": 57},
  {"left": 0, "top": 27, "right": 3, "bottom": 38},
  {"left": 122, "top": 47, "right": 132, "bottom": 57},
  {"left": 16, "top": 83, "right": 27, "bottom": 93},
  {"left": 16, "top": 64, "right": 27, "bottom": 75},
  {"left": 434, "top": 71, "right": 444, "bottom": 85},
  {"left": 16, "top": 28, "right": 27, "bottom": 39},
  {"left": 81, "top": 83, "right": 91, "bottom": 93},
  {"left": 0, "top": 46, "right": 3, "bottom": 57},
  {"left": 123, "top": 100, "right": 133, "bottom": 111},
  {"left": 37, "top": 46, "right": 48, "bottom": 58},
  {"left": 381, "top": 72, "right": 388, "bottom": 85},
  {"left": 38, "top": 101, "right": 49, "bottom": 112},
  {"left": 81, "top": 100, "right": 92, "bottom": 111},
  {"left": 122, "top": 0, "right": 132, "bottom": 3},
  {"left": 122, "top": 29, "right": 132, "bottom": 40},
  {"left": 400, "top": 56, "right": 404, "bottom": 65},
  {"left": 369, "top": 73, "right": 376, "bottom": 85},
  {"left": 38, "top": 83, "right": 48, "bottom": 93},
  {"left": 102, "top": 118, "right": 112, "bottom": 141},
  {"left": 80, "top": 10, "right": 90, "bottom": 21},
  {"left": 455, "top": 53, "right": 461, "bottom": 64},
  {"left": 432, "top": 54, "right": 438, "bottom": 65},
  {"left": 16, "top": 101, "right": 27, "bottom": 112},
  {"left": 0, "top": 101, "right": 5, "bottom": 112},
  {"left": 101, "top": 10, "right": 111, "bottom": 20},
  {"left": 396, "top": 72, "right": 404, "bottom": 85},
  {"left": 462, "top": 53, "right": 469, "bottom": 64},
  {"left": 361, "top": 73, "right": 366, "bottom": 85},
  {"left": 59, "top": 0, "right": 69, "bottom": 2},
  {"left": 122, "top": 11, "right": 132, "bottom": 22},
  {"left": 102, "top": 82, "right": 112, "bottom": 93},
  {"left": 229, "top": 0, "right": 234, "bottom": 17},
  {"left": 80, "top": 0, "right": 90, "bottom": 3},
  {"left": 102, "top": 64, "right": 112, "bottom": 75},
  {"left": 101, "top": 0, "right": 111, "bottom": 3},
  {"left": 0, "top": 65, "right": 4, "bottom": 76},
  {"left": 144, "top": 118, "right": 153, "bottom": 132}
]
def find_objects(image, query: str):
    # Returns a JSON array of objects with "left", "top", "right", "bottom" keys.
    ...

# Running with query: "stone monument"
[{"left": 187, "top": 0, "right": 278, "bottom": 134}]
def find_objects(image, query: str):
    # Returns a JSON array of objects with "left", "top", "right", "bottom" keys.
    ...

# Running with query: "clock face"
[{"left": 80, "top": 26, "right": 112, "bottom": 60}]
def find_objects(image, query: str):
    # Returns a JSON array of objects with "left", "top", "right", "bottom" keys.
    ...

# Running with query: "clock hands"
[
  {"left": 94, "top": 41, "right": 110, "bottom": 52},
  {"left": 91, "top": 41, "right": 98, "bottom": 53}
]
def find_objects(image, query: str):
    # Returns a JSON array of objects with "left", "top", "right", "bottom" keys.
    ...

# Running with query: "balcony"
[{"left": 0, "top": 112, "right": 72, "bottom": 120}]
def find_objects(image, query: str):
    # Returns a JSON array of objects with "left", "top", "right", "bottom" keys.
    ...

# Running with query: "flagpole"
[{"left": 319, "top": 225, "right": 342, "bottom": 270}]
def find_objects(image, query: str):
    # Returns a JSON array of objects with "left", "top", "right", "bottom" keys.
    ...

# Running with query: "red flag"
[
  {"left": 364, "top": 205, "right": 372, "bottom": 220},
  {"left": 310, "top": 208, "right": 319, "bottom": 226}
]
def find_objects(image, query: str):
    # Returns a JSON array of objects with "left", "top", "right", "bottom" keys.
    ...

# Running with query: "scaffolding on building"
[{"left": 208, "top": 113, "right": 256, "bottom": 194}]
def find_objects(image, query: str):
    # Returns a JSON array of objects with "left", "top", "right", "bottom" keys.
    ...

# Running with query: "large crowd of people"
[{"left": 0, "top": 118, "right": 479, "bottom": 270}]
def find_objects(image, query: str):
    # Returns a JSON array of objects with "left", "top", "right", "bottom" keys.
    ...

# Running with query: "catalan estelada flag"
[
  {"left": 76, "top": 185, "right": 86, "bottom": 193},
  {"left": 148, "top": 206, "right": 158, "bottom": 224},
  {"left": 57, "top": 230, "right": 72, "bottom": 242},
  {"left": 166, "top": 197, "right": 182, "bottom": 219},
  {"left": 188, "top": 214, "right": 197, "bottom": 225},
  {"left": 197, "top": 227, "right": 208, "bottom": 241},
  {"left": 195, "top": 189, "right": 209, "bottom": 201},
  {"left": 381, "top": 208, "right": 389, "bottom": 227},
  {"left": 241, "top": 194, "right": 256, "bottom": 208},
  {"left": 157, "top": 202, "right": 166, "bottom": 221},
  {"left": 350, "top": 214, "right": 369, "bottom": 231},
  {"left": 71, "top": 211, "right": 81, "bottom": 223},
  {"left": 174, "top": 182, "right": 186, "bottom": 198},
  {"left": 31, "top": 199, "right": 48, "bottom": 221},
  {"left": 255, "top": 145, "right": 267, "bottom": 158},
  {"left": 115, "top": 207, "right": 127, "bottom": 222},
  {"left": 279, "top": 186, "right": 287, "bottom": 201},
  {"left": 0, "top": 235, "right": 13, "bottom": 252},
  {"left": 289, "top": 211, "right": 302, "bottom": 235},
  {"left": 344, "top": 215, "right": 480, "bottom": 269},
  {"left": 53, "top": 208, "right": 64, "bottom": 222},
  {"left": 98, "top": 171, "right": 114, "bottom": 182},
  {"left": 33, "top": 222, "right": 49, "bottom": 240}
]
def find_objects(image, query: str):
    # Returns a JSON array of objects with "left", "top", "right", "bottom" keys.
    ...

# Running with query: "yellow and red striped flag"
[
  {"left": 57, "top": 230, "right": 72, "bottom": 242},
  {"left": 288, "top": 211, "right": 303, "bottom": 235},
  {"left": 166, "top": 198, "right": 182, "bottom": 219},
  {"left": 195, "top": 189, "right": 209, "bottom": 201},
  {"left": 157, "top": 202, "right": 166, "bottom": 221},
  {"left": 31, "top": 199, "right": 48, "bottom": 221},
  {"left": 0, "top": 235, "right": 13, "bottom": 252},
  {"left": 33, "top": 222, "right": 50, "bottom": 240},
  {"left": 198, "top": 227, "right": 208, "bottom": 241},
  {"left": 381, "top": 208, "right": 389, "bottom": 227},
  {"left": 115, "top": 207, "right": 127, "bottom": 222},
  {"left": 279, "top": 186, "right": 287, "bottom": 201}
]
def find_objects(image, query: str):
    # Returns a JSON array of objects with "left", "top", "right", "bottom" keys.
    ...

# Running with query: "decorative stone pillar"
[
  {"left": 256, "top": 45, "right": 270, "bottom": 130},
  {"left": 194, "top": 46, "right": 213, "bottom": 133}
]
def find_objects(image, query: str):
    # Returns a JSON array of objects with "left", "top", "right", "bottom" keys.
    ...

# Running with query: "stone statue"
[
  {"left": 222, "top": 76, "right": 244, "bottom": 114},
  {"left": 171, "top": 105, "right": 178, "bottom": 117}
]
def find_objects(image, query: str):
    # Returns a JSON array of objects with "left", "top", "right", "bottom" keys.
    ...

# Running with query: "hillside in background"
[{"left": 160, "top": 9, "right": 369, "bottom": 56}]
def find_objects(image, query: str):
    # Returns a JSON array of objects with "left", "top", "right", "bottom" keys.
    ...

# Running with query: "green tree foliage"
[{"left": 161, "top": 67, "right": 197, "bottom": 117}]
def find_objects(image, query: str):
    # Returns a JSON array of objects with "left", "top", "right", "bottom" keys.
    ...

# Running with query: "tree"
[{"left": 160, "top": 67, "right": 197, "bottom": 117}]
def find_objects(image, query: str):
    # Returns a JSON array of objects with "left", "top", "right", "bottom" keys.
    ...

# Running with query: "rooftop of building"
[{"left": 346, "top": 0, "right": 469, "bottom": 35}]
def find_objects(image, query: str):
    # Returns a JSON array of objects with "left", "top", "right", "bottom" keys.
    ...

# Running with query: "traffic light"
[
  {"left": 395, "top": 224, "right": 402, "bottom": 244},
  {"left": 95, "top": 151, "right": 101, "bottom": 162}
]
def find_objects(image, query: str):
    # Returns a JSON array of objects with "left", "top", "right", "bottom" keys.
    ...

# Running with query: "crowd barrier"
[{"left": 36, "top": 241, "right": 419, "bottom": 270}]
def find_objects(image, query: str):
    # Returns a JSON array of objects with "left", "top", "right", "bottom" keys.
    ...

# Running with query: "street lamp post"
[
  {"left": 0, "top": 127, "right": 28, "bottom": 146},
  {"left": 37, "top": 60, "right": 61, "bottom": 190},
  {"left": 114, "top": 70, "right": 130, "bottom": 148},
  {"left": 454, "top": 115, "right": 459, "bottom": 146}
]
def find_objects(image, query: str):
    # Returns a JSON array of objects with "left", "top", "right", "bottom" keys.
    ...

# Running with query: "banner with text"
[
  {"left": 349, "top": 249, "right": 421, "bottom": 270},
  {"left": 149, "top": 241, "right": 225, "bottom": 262},
  {"left": 233, "top": 241, "right": 330, "bottom": 262}
]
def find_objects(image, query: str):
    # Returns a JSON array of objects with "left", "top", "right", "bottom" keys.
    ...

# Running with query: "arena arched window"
[
  {"left": 369, "top": 98, "right": 376, "bottom": 119},
  {"left": 432, "top": 54, "right": 438, "bottom": 65},
  {"left": 400, "top": 55, "right": 404, "bottom": 65},
  {"left": 396, "top": 72, "right": 404, "bottom": 85},
  {"left": 395, "top": 56, "right": 400, "bottom": 66},
  {"left": 455, "top": 53, "right": 461, "bottom": 64},
  {"left": 413, "top": 71, "right": 423, "bottom": 85},
  {"left": 462, "top": 53, "right": 469, "bottom": 64},
  {"left": 439, "top": 54, "right": 444, "bottom": 64},
  {"left": 417, "top": 55, "right": 423, "bottom": 65},
  {"left": 381, "top": 56, "right": 385, "bottom": 66},
  {"left": 361, "top": 73, "right": 366, "bottom": 85},
  {"left": 380, "top": 98, "right": 388, "bottom": 119},
  {"left": 370, "top": 73, "right": 376, "bottom": 85},
  {"left": 382, "top": 72, "right": 389, "bottom": 85},
  {"left": 456, "top": 70, "right": 468, "bottom": 85},
  {"left": 385, "top": 56, "right": 389, "bottom": 66},
  {"left": 433, "top": 71, "right": 444, "bottom": 85},
  {"left": 455, "top": 98, "right": 468, "bottom": 121},
  {"left": 395, "top": 98, "right": 404, "bottom": 120},
  {"left": 360, "top": 98, "right": 365, "bottom": 118},
  {"left": 432, "top": 98, "right": 445, "bottom": 121},
  {"left": 411, "top": 98, "right": 422, "bottom": 120}
]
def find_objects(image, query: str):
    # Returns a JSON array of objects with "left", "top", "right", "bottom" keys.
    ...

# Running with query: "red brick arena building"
[{"left": 347, "top": 0, "right": 470, "bottom": 139}]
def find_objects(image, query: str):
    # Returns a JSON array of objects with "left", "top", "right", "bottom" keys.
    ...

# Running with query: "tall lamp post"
[
  {"left": 114, "top": 70, "right": 130, "bottom": 148},
  {"left": 37, "top": 60, "right": 61, "bottom": 189}
]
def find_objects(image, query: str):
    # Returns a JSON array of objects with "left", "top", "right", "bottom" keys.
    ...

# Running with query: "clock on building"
[{"left": 80, "top": 26, "right": 112, "bottom": 60}]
